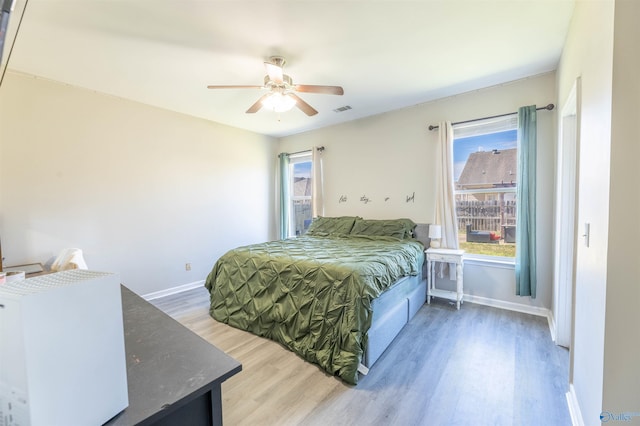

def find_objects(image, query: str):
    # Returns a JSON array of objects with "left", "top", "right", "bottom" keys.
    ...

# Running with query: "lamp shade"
[
  {"left": 428, "top": 225, "right": 442, "bottom": 239},
  {"left": 262, "top": 93, "right": 296, "bottom": 112}
]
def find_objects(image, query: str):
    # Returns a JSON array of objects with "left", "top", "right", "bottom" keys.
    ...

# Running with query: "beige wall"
[
  {"left": 0, "top": 72, "right": 277, "bottom": 295},
  {"left": 280, "top": 73, "right": 556, "bottom": 311},
  {"left": 557, "top": 0, "right": 640, "bottom": 422},
  {"left": 556, "top": 0, "right": 615, "bottom": 422},
  {"left": 603, "top": 0, "right": 640, "bottom": 417}
]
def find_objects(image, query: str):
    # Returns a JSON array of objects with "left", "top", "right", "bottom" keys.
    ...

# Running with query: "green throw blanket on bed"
[{"left": 205, "top": 234, "right": 424, "bottom": 384}]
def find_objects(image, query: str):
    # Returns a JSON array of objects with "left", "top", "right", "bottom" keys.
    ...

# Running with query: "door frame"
[{"left": 552, "top": 78, "right": 581, "bottom": 348}]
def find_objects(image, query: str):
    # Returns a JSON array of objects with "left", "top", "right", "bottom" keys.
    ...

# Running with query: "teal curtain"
[
  {"left": 515, "top": 105, "right": 537, "bottom": 297},
  {"left": 278, "top": 153, "right": 290, "bottom": 239}
]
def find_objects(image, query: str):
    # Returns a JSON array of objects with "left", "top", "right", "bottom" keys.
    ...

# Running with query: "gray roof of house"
[
  {"left": 293, "top": 177, "right": 312, "bottom": 196},
  {"left": 457, "top": 148, "right": 517, "bottom": 187}
]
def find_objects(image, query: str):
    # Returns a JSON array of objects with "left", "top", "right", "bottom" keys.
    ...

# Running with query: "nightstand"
[{"left": 426, "top": 248, "right": 465, "bottom": 309}]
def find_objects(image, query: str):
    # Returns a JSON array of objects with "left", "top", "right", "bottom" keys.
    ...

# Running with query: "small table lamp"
[{"left": 428, "top": 225, "right": 442, "bottom": 248}]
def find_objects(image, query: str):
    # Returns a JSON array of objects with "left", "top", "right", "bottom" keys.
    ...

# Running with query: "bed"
[{"left": 204, "top": 217, "right": 430, "bottom": 385}]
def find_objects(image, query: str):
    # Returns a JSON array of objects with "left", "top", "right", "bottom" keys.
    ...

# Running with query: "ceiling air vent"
[{"left": 333, "top": 105, "right": 352, "bottom": 113}]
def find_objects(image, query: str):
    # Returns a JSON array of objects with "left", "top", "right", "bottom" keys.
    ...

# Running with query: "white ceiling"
[{"left": 4, "top": 0, "right": 575, "bottom": 138}]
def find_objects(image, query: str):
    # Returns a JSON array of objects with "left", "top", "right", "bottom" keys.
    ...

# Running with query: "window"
[
  {"left": 454, "top": 116, "right": 518, "bottom": 258},
  {"left": 289, "top": 153, "right": 312, "bottom": 237}
]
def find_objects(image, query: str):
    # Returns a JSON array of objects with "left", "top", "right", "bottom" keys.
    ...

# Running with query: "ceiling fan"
[{"left": 207, "top": 56, "right": 344, "bottom": 116}]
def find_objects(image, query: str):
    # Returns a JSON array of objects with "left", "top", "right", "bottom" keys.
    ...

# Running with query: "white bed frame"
[{"left": 362, "top": 223, "right": 430, "bottom": 370}]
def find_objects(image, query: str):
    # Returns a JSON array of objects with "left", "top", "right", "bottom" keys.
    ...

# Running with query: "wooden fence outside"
[
  {"left": 293, "top": 200, "right": 312, "bottom": 236},
  {"left": 456, "top": 200, "right": 516, "bottom": 232}
]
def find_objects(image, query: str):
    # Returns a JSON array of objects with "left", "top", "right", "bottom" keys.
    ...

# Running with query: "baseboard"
[
  {"left": 566, "top": 384, "right": 585, "bottom": 426},
  {"left": 143, "top": 280, "right": 205, "bottom": 301},
  {"left": 463, "top": 293, "right": 551, "bottom": 318},
  {"left": 547, "top": 310, "right": 557, "bottom": 342}
]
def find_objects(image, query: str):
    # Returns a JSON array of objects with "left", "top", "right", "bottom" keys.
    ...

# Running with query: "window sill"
[{"left": 463, "top": 254, "right": 515, "bottom": 270}]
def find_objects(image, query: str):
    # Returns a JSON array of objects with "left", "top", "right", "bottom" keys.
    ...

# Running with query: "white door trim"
[{"left": 553, "top": 78, "right": 580, "bottom": 349}]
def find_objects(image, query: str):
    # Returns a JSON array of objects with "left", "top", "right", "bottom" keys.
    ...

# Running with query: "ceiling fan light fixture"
[
  {"left": 262, "top": 92, "right": 296, "bottom": 112},
  {"left": 208, "top": 56, "right": 342, "bottom": 116}
]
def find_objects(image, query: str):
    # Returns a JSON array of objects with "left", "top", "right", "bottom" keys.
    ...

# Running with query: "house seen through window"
[
  {"left": 289, "top": 153, "right": 313, "bottom": 237},
  {"left": 454, "top": 116, "right": 518, "bottom": 258}
]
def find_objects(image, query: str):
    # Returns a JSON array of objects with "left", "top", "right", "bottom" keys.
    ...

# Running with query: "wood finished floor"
[{"left": 150, "top": 287, "right": 571, "bottom": 426}]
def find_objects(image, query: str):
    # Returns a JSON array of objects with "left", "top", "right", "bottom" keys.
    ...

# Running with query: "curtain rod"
[
  {"left": 0, "top": 0, "right": 30, "bottom": 88},
  {"left": 283, "top": 146, "right": 325, "bottom": 156},
  {"left": 428, "top": 103, "right": 555, "bottom": 131}
]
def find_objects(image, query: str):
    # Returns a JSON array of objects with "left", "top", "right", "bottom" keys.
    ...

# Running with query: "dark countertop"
[{"left": 106, "top": 286, "right": 242, "bottom": 425}]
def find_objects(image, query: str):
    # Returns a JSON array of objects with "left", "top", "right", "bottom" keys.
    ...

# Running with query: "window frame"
[
  {"left": 453, "top": 116, "right": 518, "bottom": 263},
  {"left": 288, "top": 152, "right": 313, "bottom": 237}
]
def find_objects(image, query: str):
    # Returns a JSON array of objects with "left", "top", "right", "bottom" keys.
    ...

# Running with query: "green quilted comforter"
[{"left": 205, "top": 234, "right": 424, "bottom": 384}]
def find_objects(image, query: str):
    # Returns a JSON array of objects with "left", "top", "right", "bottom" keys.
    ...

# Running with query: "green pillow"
[
  {"left": 306, "top": 216, "right": 360, "bottom": 236},
  {"left": 350, "top": 218, "right": 416, "bottom": 239},
  {"left": 396, "top": 218, "right": 418, "bottom": 238}
]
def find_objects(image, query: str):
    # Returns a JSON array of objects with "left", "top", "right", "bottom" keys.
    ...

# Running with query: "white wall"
[
  {"left": 556, "top": 1, "right": 615, "bottom": 423},
  {"left": 282, "top": 103, "right": 435, "bottom": 223},
  {"left": 279, "top": 73, "right": 556, "bottom": 311},
  {"left": 603, "top": 0, "right": 640, "bottom": 418},
  {"left": 0, "top": 72, "right": 277, "bottom": 295}
]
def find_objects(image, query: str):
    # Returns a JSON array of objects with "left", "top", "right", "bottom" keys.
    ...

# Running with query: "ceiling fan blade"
[
  {"left": 207, "top": 85, "right": 263, "bottom": 89},
  {"left": 289, "top": 93, "right": 318, "bottom": 116},
  {"left": 264, "top": 62, "right": 284, "bottom": 84},
  {"left": 246, "top": 93, "right": 271, "bottom": 114},
  {"left": 294, "top": 85, "right": 344, "bottom": 96}
]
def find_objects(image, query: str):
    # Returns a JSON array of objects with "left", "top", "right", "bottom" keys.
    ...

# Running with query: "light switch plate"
[{"left": 584, "top": 223, "right": 590, "bottom": 247}]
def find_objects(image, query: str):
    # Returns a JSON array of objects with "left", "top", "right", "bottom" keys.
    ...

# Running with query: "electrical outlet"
[{"left": 185, "top": 263, "right": 191, "bottom": 271}]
